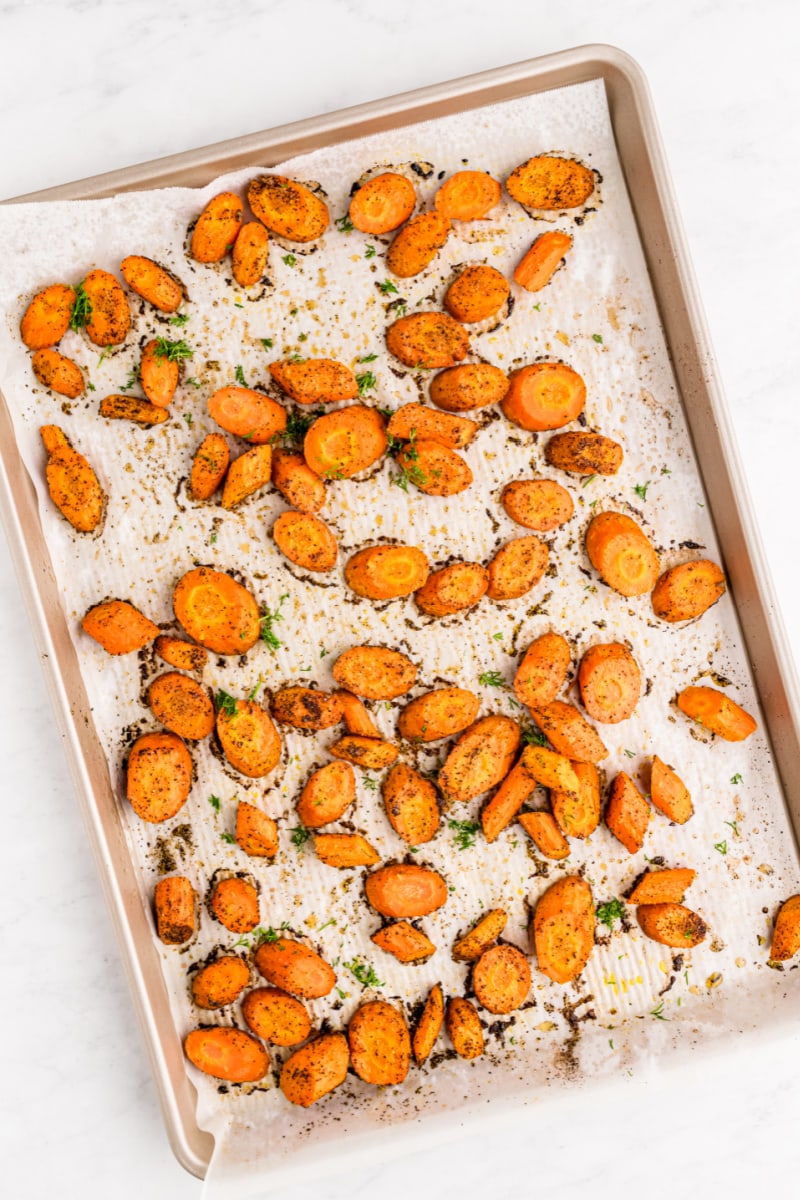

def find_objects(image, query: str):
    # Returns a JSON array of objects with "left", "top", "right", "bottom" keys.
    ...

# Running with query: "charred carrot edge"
[
  {"left": 272, "top": 686, "right": 342, "bottom": 731},
  {"left": 99, "top": 394, "right": 168, "bottom": 426}
]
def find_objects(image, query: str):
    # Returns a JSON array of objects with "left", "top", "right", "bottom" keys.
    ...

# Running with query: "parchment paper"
[{"left": 0, "top": 79, "right": 798, "bottom": 1197}]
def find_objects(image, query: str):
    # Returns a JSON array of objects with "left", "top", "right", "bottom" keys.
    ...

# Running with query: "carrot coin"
[
  {"left": 120, "top": 255, "right": 183, "bottom": 312},
  {"left": 585, "top": 511, "right": 660, "bottom": 597},
  {"left": 21, "top": 283, "right": 75, "bottom": 350},
  {"left": 303, "top": 405, "right": 387, "bottom": 478},
  {"left": 272, "top": 511, "right": 338, "bottom": 572},
  {"left": 127, "top": 732, "right": 192, "bottom": 823},
  {"left": 506, "top": 155, "right": 595, "bottom": 210},
  {"left": 173, "top": 566, "right": 261, "bottom": 654},
  {"left": 216, "top": 697, "right": 281, "bottom": 778},
  {"left": 444, "top": 265, "right": 509, "bottom": 324},
  {"left": 208, "top": 386, "right": 287, "bottom": 444},
  {"left": 209, "top": 877, "right": 260, "bottom": 933},
  {"left": 486, "top": 535, "right": 548, "bottom": 601},
  {"left": 434, "top": 171, "right": 501, "bottom": 220},
  {"left": 429, "top": 363, "right": 509, "bottom": 412},
  {"left": 147, "top": 671, "right": 214, "bottom": 740},
  {"left": 386, "top": 211, "right": 450, "bottom": 278},
  {"left": 472, "top": 944, "right": 531, "bottom": 1014},
  {"left": 248, "top": 175, "right": 329, "bottom": 242},
  {"left": 269, "top": 358, "right": 358, "bottom": 405},
  {"left": 514, "top": 230, "right": 573, "bottom": 292},
  {"left": 190, "top": 192, "right": 243, "bottom": 262},
  {"left": 414, "top": 561, "right": 488, "bottom": 617},
  {"left": 32, "top": 349, "right": 84, "bottom": 398},
  {"left": 82, "top": 269, "right": 131, "bottom": 346},
  {"left": 185, "top": 1027, "right": 268, "bottom": 1083},
  {"left": 501, "top": 362, "right": 585, "bottom": 431},
  {"left": 349, "top": 172, "right": 417, "bottom": 234},
  {"left": 386, "top": 311, "right": 470, "bottom": 369},
  {"left": 577, "top": 642, "right": 641, "bottom": 724},
  {"left": 345, "top": 545, "right": 430, "bottom": 600},
  {"left": 332, "top": 645, "right": 417, "bottom": 699},
  {"left": 190, "top": 433, "right": 230, "bottom": 501},
  {"left": 513, "top": 632, "right": 571, "bottom": 708},
  {"left": 232, "top": 221, "right": 269, "bottom": 287},
  {"left": 365, "top": 864, "right": 448, "bottom": 918},
  {"left": 81, "top": 598, "right": 158, "bottom": 655},
  {"left": 501, "top": 479, "right": 574, "bottom": 532},
  {"left": 676, "top": 686, "right": 756, "bottom": 742}
]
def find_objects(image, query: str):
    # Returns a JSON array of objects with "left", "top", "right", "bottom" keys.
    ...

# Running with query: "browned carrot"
[
  {"left": 513, "top": 632, "right": 571, "bottom": 708},
  {"left": 345, "top": 545, "right": 430, "bottom": 600},
  {"left": 21, "top": 283, "right": 75, "bottom": 350},
  {"left": 154, "top": 875, "right": 196, "bottom": 944},
  {"left": 216, "top": 697, "right": 282, "bottom": 778},
  {"left": 397, "top": 687, "right": 480, "bottom": 743},
  {"left": 472, "top": 944, "right": 531, "bottom": 1013},
  {"left": 254, "top": 937, "right": 336, "bottom": 998},
  {"left": 272, "top": 449, "right": 326, "bottom": 513},
  {"left": 385, "top": 311, "right": 470, "bottom": 369},
  {"left": 303, "top": 405, "right": 387, "bottom": 477},
  {"left": 514, "top": 230, "right": 573, "bottom": 292},
  {"left": 429, "top": 363, "right": 509, "bottom": 412},
  {"left": 388, "top": 403, "right": 478, "bottom": 449},
  {"left": 382, "top": 762, "right": 440, "bottom": 844},
  {"left": 248, "top": 175, "right": 329, "bottom": 242},
  {"left": 444, "top": 265, "right": 509, "bottom": 324},
  {"left": 280, "top": 1032, "right": 350, "bottom": 1106},
  {"left": 189, "top": 433, "right": 230, "bottom": 502},
  {"left": 296, "top": 761, "right": 356, "bottom": 828},
  {"left": 82, "top": 598, "right": 159, "bottom": 655},
  {"left": 545, "top": 431, "right": 623, "bottom": 475},
  {"left": 333, "top": 646, "right": 417, "bottom": 699},
  {"left": 207, "top": 385, "right": 287, "bottom": 443},
  {"left": 126, "top": 732, "right": 192, "bottom": 823},
  {"left": 184, "top": 1027, "right": 268, "bottom": 1083},
  {"left": 314, "top": 832, "right": 381, "bottom": 868},
  {"left": 396, "top": 438, "right": 473, "bottom": 496},
  {"left": 329, "top": 735, "right": 398, "bottom": 770},
  {"left": 434, "top": 171, "right": 501, "bottom": 220},
  {"left": 506, "top": 155, "right": 595, "bottom": 210},
  {"left": 365, "top": 864, "right": 448, "bottom": 918},
  {"left": 530, "top": 701, "right": 608, "bottom": 763},
  {"left": 349, "top": 173, "right": 417, "bottom": 234},
  {"left": 677, "top": 686, "right": 757, "bottom": 741},
  {"left": 414, "top": 561, "right": 488, "bottom": 617},
  {"left": 386, "top": 211, "right": 450, "bottom": 278},
  {"left": 636, "top": 902, "right": 707, "bottom": 948},
  {"left": 209, "top": 876, "right": 260, "bottom": 933},
  {"left": 532, "top": 876, "right": 595, "bottom": 983},
  {"left": 40, "top": 425, "right": 105, "bottom": 532},
  {"left": 413, "top": 983, "right": 444, "bottom": 1065},
  {"left": 147, "top": 671, "right": 214, "bottom": 740},
  {"left": 32, "top": 349, "right": 84, "bottom": 398},
  {"left": 336, "top": 691, "right": 380, "bottom": 737},
  {"left": 191, "top": 955, "right": 250, "bottom": 1008},
  {"left": 173, "top": 566, "right": 261, "bottom": 654},
  {"left": 236, "top": 800, "right": 278, "bottom": 858},
  {"left": 501, "top": 362, "right": 585, "bottom": 431},
  {"left": 627, "top": 867, "right": 696, "bottom": 905},
  {"left": 272, "top": 511, "right": 338, "bottom": 571},
  {"left": 438, "top": 715, "right": 520, "bottom": 803},
  {"left": 154, "top": 635, "right": 207, "bottom": 674},
  {"left": 551, "top": 761, "right": 600, "bottom": 839},
  {"left": 349, "top": 1001, "right": 411, "bottom": 1084},
  {"left": 371, "top": 921, "right": 436, "bottom": 962},
  {"left": 190, "top": 192, "right": 243, "bottom": 262},
  {"left": 269, "top": 358, "right": 359, "bottom": 405},
  {"left": 518, "top": 810, "right": 570, "bottom": 859},
  {"left": 445, "top": 997, "right": 484, "bottom": 1059},
  {"left": 232, "top": 221, "right": 269, "bottom": 288},
  {"left": 452, "top": 909, "right": 507, "bottom": 962},
  {"left": 578, "top": 642, "right": 641, "bottom": 724},
  {"left": 487, "top": 535, "right": 548, "bottom": 601},
  {"left": 272, "top": 686, "right": 342, "bottom": 730},
  {"left": 770, "top": 896, "right": 800, "bottom": 961},
  {"left": 480, "top": 761, "right": 537, "bottom": 843},
  {"left": 139, "top": 339, "right": 179, "bottom": 408},
  {"left": 605, "top": 772, "right": 650, "bottom": 854},
  {"left": 221, "top": 443, "right": 273, "bottom": 509},
  {"left": 520, "top": 744, "right": 582, "bottom": 797},
  {"left": 651, "top": 560, "right": 727, "bottom": 622},
  {"left": 99, "top": 395, "right": 168, "bottom": 426},
  {"left": 82, "top": 269, "right": 131, "bottom": 346},
  {"left": 585, "top": 511, "right": 660, "bottom": 597},
  {"left": 501, "top": 479, "right": 574, "bottom": 532},
  {"left": 242, "top": 987, "right": 312, "bottom": 1046},
  {"left": 120, "top": 255, "right": 183, "bottom": 312},
  {"left": 649, "top": 755, "right": 693, "bottom": 824}
]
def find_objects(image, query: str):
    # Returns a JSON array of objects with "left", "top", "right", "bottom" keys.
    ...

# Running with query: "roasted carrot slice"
[
  {"left": 385, "top": 311, "right": 470, "bottom": 369},
  {"left": 365, "top": 864, "right": 448, "bottom": 918},
  {"left": 189, "top": 433, "right": 230, "bottom": 501},
  {"left": 585, "top": 511, "right": 660, "bottom": 597},
  {"left": 272, "top": 511, "right": 338, "bottom": 571},
  {"left": 21, "top": 283, "right": 75, "bottom": 350},
  {"left": 472, "top": 944, "right": 531, "bottom": 1014},
  {"left": 533, "top": 876, "right": 595, "bottom": 983},
  {"left": 446, "top": 997, "right": 484, "bottom": 1059},
  {"left": 209, "top": 876, "right": 260, "bottom": 933},
  {"left": 120, "top": 255, "right": 183, "bottom": 312},
  {"left": 434, "top": 171, "right": 501, "bottom": 220},
  {"left": 501, "top": 479, "right": 574, "bottom": 532},
  {"left": 396, "top": 438, "right": 473, "bottom": 496},
  {"left": 222, "top": 443, "right": 273, "bottom": 509},
  {"left": 41, "top": 425, "right": 104, "bottom": 532},
  {"left": 771, "top": 896, "right": 800, "bottom": 962},
  {"left": 190, "top": 191, "right": 243, "bottom": 262},
  {"left": 242, "top": 987, "right": 312, "bottom": 1046},
  {"left": 605, "top": 772, "right": 650, "bottom": 854},
  {"left": 578, "top": 642, "right": 641, "bottom": 724},
  {"left": 636, "top": 902, "right": 707, "bottom": 948},
  {"left": 513, "top": 632, "right": 571, "bottom": 708},
  {"left": 32, "top": 349, "right": 84, "bottom": 398},
  {"left": 452, "top": 909, "right": 507, "bottom": 962},
  {"left": 677, "top": 686, "right": 757, "bottom": 741},
  {"left": 345, "top": 544, "right": 430, "bottom": 600},
  {"left": 551, "top": 761, "right": 600, "bottom": 840},
  {"left": 501, "top": 362, "right": 585, "bottom": 431},
  {"left": 329, "top": 735, "right": 398, "bottom": 770},
  {"left": 147, "top": 671, "right": 214, "bottom": 740},
  {"left": 649, "top": 755, "right": 694, "bottom": 824},
  {"left": 530, "top": 701, "right": 607, "bottom": 763},
  {"left": 127, "top": 732, "right": 192, "bottom": 823},
  {"left": 269, "top": 358, "right": 358, "bottom": 405},
  {"left": 272, "top": 449, "right": 326, "bottom": 513},
  {"left": 154, "top": 875, "right": 196, "bottom": 945},
  {"left": 280, "top": 1032, "right": 349, "bottom": 1106},
  {"left": 139, "top": 339, "right": 179, "bottom": 408},
  {"left": 184, "top": 1027, "right": 268, "bottom": 1083},
  {"left": 386, "top": 211, "right": 450, "bottom": 278},
  {"left": 254, "top": 937, "right": 336, "bottom": 998},
  {"left": 191, "top": 955, "right": 250, "bottom": 1009},
  {"left": 652, "top": 559, "right": 727, "bottom": 623},
  {"left": 438, "top": 715, "right": 520, "bottom": 804},
  {"left": 173, "top": 566, "right": 261, "bottom": 654},
  {"left": 545, "top": 431, "right": 623, "bottom": 475},
  {"left": 371, "top": 921, "right": 436, "bottom": 962},
  {"left": 336, "top": 691, "right": 380, "bottom": 737},
  {"left": 314, "top": 832, "right": 381, "bottom": 869},
  {"left": 303, "top": 405, "right": 387, "bottom": 477},
  {"left": 349, "top": 172, "right": 417, "bottom": 234},
  {"left": 444, "top": 265, "right": 509, "bottom": 324},
  {"left": 627, "top": 867, "right": 696, "bottom": 905},
  {"left": 506, "top": 155, "right": 595, "bottom": 210},
  {"left": 413, "top": 983, "right": 444, "bottom": 1065},
  {"left": 82, "top": 269, "right": 131, "bottom": 346},
  {"left": 333, "top": 646, "right": 417, "bottom": 699},
  {"left": 486, "top": 535, "right": 548, "bottom": 601},
  {"left": 520, "top": 744, "right": 581, "bottom": 797},
  {"left": 349, "top": 1001, "right": 411, "bottom": 1085},
  {"left": 272, "top": 686, "right": 341, "bottom": 730},
  {"left": 481, "top": 761, "right": 537, "bottom": 843},
  {"left": 232, "top": 221, "right": 269, "bottom": 287},
  {"left": 296, "top": 761, "right": 356, "bottom": 828},
  {"left": 236, "top": 800, "right": 278, "bottom": 857},
  {"left": 154, "top": 635, "right": 207, "bottom": 674},
  {"left": 414, "top": 561, "right": 488, "bottom": 616},
  {"left": 397, "top": 687, "right": 480, "bottom": 743},
  {"left": 216, "top": 697, "right": 281, "bottom": 778},
  {"left": 387, "top": 403, "right": 478, "bottom": 449},
  {"left": 514, "top": 230, "right": 573, "bottom": 292},
  {"left": 208, "top": 386, "right": 287, "bottom": 443},
  {"left": 518, "top": 811, "right": 570, "bottom": 859},
  {"left": 99, "top": 394, "right": 168, "bottom": 426},
  {"left": 382, "top": 762, "right": 440, "bottom": 844},
  {"left": 82, "top": 598, "right": 158, "bottom": 655},
  {"left": 248, "top": 175, "right": 329, "bottom": 242},
  {"left": 429, "top": 362, "right": 509, "bottom": 412}
]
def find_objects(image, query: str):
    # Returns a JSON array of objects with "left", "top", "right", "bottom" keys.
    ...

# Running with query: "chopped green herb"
[
  {"left": 283, "top": 407, "right": 323, "bottom": 445},
  {"left": 215, "top": 690, "right": 238, "bottom": 718},
  {"left": 335, "top": 214, "right": 355, "bottom": 233},
  {"left": 448, "top": 818, "right": 480, "bottom": 851},
  {"left": 289, "top": 352, "right": 306, "bottom": 364},
  {"left": 86, "top": 383, "right": 96, "bottom": 391},
  {"left": 592, "top": 333, "right": 603, "bottom": 343},
  {"left": 532, "top": 302, "right": 541, "bottom": 312},
  {"left": 492, "top": 632, "right": 503, "bottom": 641},
  {"left": 378, "top": 279, "right": 399, "bottom": 294},
  {"left": 209, "top": 532, "right": 217, "bottom": 544},
  {"left": 661, "top": 465, "right": 672, "bottom": 475},
  {"left": 121, "top": 364, "right": 140, "bottom": 391},
  {"left": 320, "top": 647, "right": 328, "bottom": 658},
  {"left": 69, "top": 283, "right": 92, "bottom": 331},
  {"left": 154, "top": 337, "right": 193, "bottom": 363},
  {"left": 260, "top": 922, "right": 290, "bottom": 943},
  {"left": 298, "top": 333, "right": 308, "bottom": 343},
  {"left": 623, "top": 749, "right": 635, "bottom": 759},
  {"left": 336, "top": 987, "right": 347, "bottom": 999},
  {"left": 356, "top": 370, "right": 377, "bottom": 396},
  {"left": 344, "top": 958, "right": 384, "bottom": 988},
  {"left": 234, "top": 364, "right": 248, "bottom": 386},
  {"left": 234, "top": 301, "right": 244, "bottom": 308},
  {"left": 362, "top": 775, "right": 378, "bottom": 791},
  {"left": 521, "top": 726, "right": 547, "bottom": 747},
  {"left": 185, "top": 377, "right": 201, "bottom": 388},
  {"left": 633, "top": 481, "right": 651, "bottom": 501},
  {"left": 724, "top": 819, "right": 739, "bottom": 836},
  {"left": 220, "top": 831, "right": 236, "bottom": 844},
  {"left": 282, "top": 254, "right": 297, "bottom": 267},
  {"left": 183, "top": 413, "right": 193, "bottom": 428},
  {"left": 290, "top": 824, "right": 311, "bottom": 848},
  {"left": 208, "top": 794, "right": 221, "bottom": 812},
  {"left": 260, "top": 337, "right": 274, "bottom": 350},
  {"left": 478, "top": 670, "right": 505, "bottom": 687},
  {"left": 358, "top": 352, "right": 378, "bottom": 363},
  {"left": 609, "top": 1039, "right": 614, "bottom": 1050},
  {"left": 650, "top": 1001, "right": 668, "bottom": 1021},
  {"left": 581, "top": 474, "right": 597, "bottom": 488},
  {"left": 365, "top": 244, "right": 377, "bottom": 259},
  {"left": 248, "top": 675, "right": 264, "bottom": 701},
  {"left": 97, "top": 348, "right": 110, "bottom": 367},
  {"left": 318, "top": 918, "right": 337, "bottom": 932},
  {"left": 259, "top": 593, "right": 288, "bottom": 650},
  {"left": 730, "top": 773, "right": 743, "bottom": 785},
  {"left": 596, "top": 899, "right": 626, "bottom": 928},
  {"left": 170, "top": 312, "right": 190, "bottom": 327},
  {"left": 715, "top": 840, "right": 728, "bottom": 856}
]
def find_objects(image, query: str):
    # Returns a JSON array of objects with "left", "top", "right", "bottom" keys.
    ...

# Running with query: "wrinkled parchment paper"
[{"left": 1, "top": 79, "right": 798, "bottom": 1197}]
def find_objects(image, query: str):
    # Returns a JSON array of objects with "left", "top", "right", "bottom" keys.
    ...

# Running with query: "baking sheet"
[{"left": 0, "top": 76, "right": 798, "bottom": 1194}]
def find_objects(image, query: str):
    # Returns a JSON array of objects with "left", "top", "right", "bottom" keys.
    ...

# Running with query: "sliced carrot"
[
  {"left": 501, "top": 362, "right": 585, "bottom": 431},
  {"left": 82, "top": 598, "right": 158, "bottom": 655},
  {"left": 605, "top": 771, "right": 650, "bottom": 854},
  {"left": 296, "top": 761, "right": 356, "bottom": 828},
  {"left": 280, "top": 1032, "right": 349, "bottom": 1106},
  {"left": 382, "top": 762, "right": 440, "bottom": 845},
  {"left": 652, "top": 559, "right": 727, "bottom": 623},
  {"left": 446, "top": 997, "right": 484, "bottom": 1059},
  {"left": 530, "top": 701, "right": 608, "bottom": 763},
  {"left": 140, "top": 339, "right": 179, "bottom": 408},
  {"left": 82, "top": 269, "right": 131, "bottom": 346},
  {"left": 472, "top": 944, "right": 531, "bottom": 1014},
  {"left": 191, "top": 955, "right": 250, "bottom": 1009},
  {"left": 444, "top": 265, "right": 509, "bottom": 324},
  {"left": 385, "top": 311, "right": 470, "bottom": 369},
  {"left": 333, "top": 646, "right": 417, "bottom": 699},
  {"left": 521, "top": 744, "right": 581, "bottom": 796},
  {"left": 387, "top": 403, "right": 478, "bottom": 449},
  {"left": 487, "top": 535, "right": 548, "bottom": 601},
  {"left": 649, "top": 755, "right": 694, "bottom": 824},
  {"left": 336, "top": 691, "right": 380, "bottom": 737},
  {"left": 413, "top": 983, "right": 444, "bottom": 1065},
  {"left": 21, "top": 283, "right": 75, "bottom": 350},
  {"left": 514, "top": 230, "right": 573, "bottom": 292},
  {"left": 513, "top": 632, "right": 571, "bottom": 708},
  {"left": 154, "top": 635, "right": 207, "bottom": 674},
  {"left": 120, "top": 255, "right": 183, "bottom": 312},
  {"left": 349, "top": 172, "right": 417, "bottom": 234},
  {"left": 585, "top": 511, "right": 660, "bottom": 597},
  {"left": 636, "top": 902, "right": 707, "bottom": 948},
  {"left": 216, "top": 697, "right": 281, "bottom": 778},
  {"left": 254, "top": 937, "right": 336, "bottom": 998},
  {"left": 397, "top": 687, "right": 480, "bottom": 743},
  {"left": 190, "top": 191, "right": 243, "bottom": 262},
  {"left": 770, "top": 896, "right": 800, "bottom": 962},
  {"left": 677, "top": 686, "right": 757, "bottom": 741},
  {"left": 232, "top": 221, "right": 269, "bottom": 287},
  {"left": 222, "top": 443, "right": 275, "bottom": 510},
  {"left": 349, "top": 1000, "right": 411, "bottom": 1085},
  {"left": 429, "top": 362, "right": 509, "bottom": 412},
  {"left": 532, "top": 875, "right": 595, "bottom": 983},
  {"left": 303, "top": 405, "right": 387, "bottom": 478},
  {"left": 99, "top": 394, "right": 168, "bottom": 426},
  {"left": 269, "top": 358, "right": 358, "bottom": 405},
  {"left": 501, "top": 479, "right": 574, "bottom": 532},
  {"left": 272, "top": 686, "right": 342, "bottom": 730},
  {"left": 345, "top": 544, "right": 430, "bottom": 600},
  {"left": 208, "top": 385, "right": 287, "bottom": 444},
  {"left": 396, "top": 438, "right": 473, "bottom": 496},
  {"left": 248, "top": 175, "right": 329, "bottom": 242},
  {"left": 386, "top": 211, "right": 450, "bottom": 278},
  {"left": 242, "top": 987, "right": 312, "bottom": 1046},
  {"left": 519, "top": 810, "right": 571, "bottom": 858},
  {"left": 272, "top": 510, "right": 337, "bottom": 571},
  {"left": 189, "top": 433, "right": 230, "bottom": 501},
  {"left": 452, "top": 909, "right": 507, "bottom": 962},
  {"left": 173, "top": 566, "right": 261, "bottom": 654},
  {"left": 506, "top": 156, "right": 595, "bottom": 210},
  {"left": 438, "top": 714, "right": 520, "bottom": 804},
  {"left": 272, "top": 449, "right": 326, "bottom": 513},
  {"left": 314, "top": 832, "right": 381, "bottom": 868},
  {"left": 41, "top": 425, "right": 104, "bottom": 532},
  {"left": 154, "top": 875, "right": 196, "bottom": 945},
  {"left": 481, "top": 761, "right": 536, "bottom": 843},
  {"left": 365, "top": 864, "right": 448, "bottom": 918},
  {"left": 184, "top": 1027, "right": 268, "bottom": 1083},
  {"left": 32, "top": 349, "right": 84, "bottom": 398},
  {"left": 627, "top": 867, "right": 696, "bottom": 905},
  {"left": 329, "top": 735, "right": 398, "bottom": 770},
  {"left": 209, "top": 876, "right": 260, "bottom": 933},
  {"left": 434, "top": 171, "right": 501, "bottom": 220},
  {"left": 147, "top": 671, "right": 214, "bottom": 740},
  {"left": 236, "top": 800, "right": 278, "bottom": 857},
  {"left": 551, "top": 761, "right": 600, "bottom": 839},
  {"left": 414, "top": 561, "right": 488, "bottom": 617},
  {"left": 545, "top": 431, "right": 623, "bottom": 475},
  {"left": 578, "top": 642, "right": 641, "bottom": 724},
  {"left": 127, "top": 732, "right": 192, "bottom": 823},
  {"left": 371, "top": 921, "right": 436, "bottom": 962}
]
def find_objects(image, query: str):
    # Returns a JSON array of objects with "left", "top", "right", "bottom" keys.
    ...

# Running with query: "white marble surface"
[{"left": 1, "top": 2, "right": 799, "bottom": 1197}]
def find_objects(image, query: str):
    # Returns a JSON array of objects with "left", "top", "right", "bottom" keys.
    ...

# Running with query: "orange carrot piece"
[
  {"left": 481, "top": 761, "right": 537, "bottom": 843},
  {"left": 280, "top": 1033, "right": 349, "bottom": 1106},
  {"left": 216, "top": 697, "right": 281, "bottom": 778},
  {"left": 501, "top": 362, "right": 585, "bottom": 431},
  {"left": 438, "top": 715, "right": 520, "bottom": 804},
  {"left": 99, "top": 394, "right": 169, "bottom": 426},
  {"left": 242, "top": 987, "right": 312, "bottom": 1046},
  {"left": 345, "top": 545, "right": 430, "bottom": 600},
  {"left": 514, "top": 230, "right": 573, "bottom": 292},
  {"left": 214, "top": 439, "right": 271, "bottom": 510},
  {"left": 414, "top": 561, "right": 488, "bottom": 616},
  {"left": 272, "top": 686, "right": 342, "bottom": 730},
  {"left": 303, "top": 405, "right": 387, "bottom": 477},
  {"left": 651, "top": 559, "right": 727, "bottom": 623},
  {"left": 444, "top": 265, "right": 509, "bottom": 324},
  {"left": 649, "top": 756, "right": 694, "bottom": 824},
  {"left": 184, "top": 1028, "right": 268, "bottom": 1083},
  {"left": 191, "top": 955, "right": 250, "bottom": 1008},
  {"left": 545, "top": 431, "right": 623, "bottom": 476},
  {"left": 147, "top": 671, "right": 214, "bottom": 740},
  {"left": 397, "top": 687, "right": 480, "bottom": 743},
  {"left": 32, "top": 348, "right": 84, "bottom": 398},
  {"left": 513, "top": 632, "right": 571, "bottom": 709},
  {"left": 140, "top": 339, "right": 179, "bottom": 407},
  {"left": 154, "top": 875, "right": 196, "bottom": 945},
  {"left": 486, "top": 535, "right": 548, "bottom": 601},
  {"left": 126, "top": 732, "right": 192, "bottom": 823},
  {"left": 120, "top": 255, "right": 183, "bottom": 312},
  {"left": 382, "top": 762, "right": 440, "bottom": 844},
  {"left": 472, "top": 944, "right": 531, "bottom": 1014},
  {"left": 82, "top": 598, "right": 158, "bottom": 655},
  {"left": 446, "top": 997, "right": 484, "bottom": 1059},
  {"left": 269, "top": 358, "right": 358, "bottom": 405},
  {"left": 209, "top": 876, "right": 260, "bottom": 933},
  {"left": 272, "top": 449, "right": 326, "bottom": 513},
  {"left": 501, "top": 479, "right": 574, "bottom": 532},
  {"left": 349, "top": 1001, "right": 411, "bottom": 1085},
  {"left": 518, "top": 811, "right": 570, "bottom": 859},
  {"left": 349, "top": 172, "right": 417, "bottom": 234},
  {"left": 396, "top": 438, "right": 473, "bottom": 496},
  {"left": 578, "top": 642, "right": 641, "bottom": 724},
  {"left": 328, "top": 735, "right": 398, "bottom": 771},
  {"left": 296, "top": 762, "right": 356, "bottom": 828},
  {"left": 236, "top": 800, "right": 278, "bottom": 857},
  {"left": 333, "top": 646, "right": 417, "bottom": 699},
  {"left": 506, "top": 156, "right": 595, "bottom": 210},
  {"left": 530, "top": 701, "right": 608, "bottom": 763},
  {"left": 636, "top": 903, "right": 707, "bottom": 948},
  {"left": 254, "top": 937, "right": 336, "bottom": 998},
  {"left": 429, "top": 362, "right": 509, "bottom": 412},
  {"left": 314, "top": 832, "right": 381, "bottom": 869},
  {"left": 232, "top": 221, "right": 269, "bottom": 287},
  {"left": 272, "top": 511, "right": 338, "bottom": 571},
  {"left": 605, "top": 772, "right": 650, "bottom": 854},
  {"left": 208, "top": 386, "right": 287, "bottom": 443},
  {"left": 172, "top": 566, "right": 261, "bottom": 654},
  {"left": 248, "top": 175, "right": 329, "bottom": 242},
  {"left": 385, "top": 311, "right": 470, "bottom": 369},
  {"left": 371, "top": 921, "right": 436, "bottom": 963},
  {"left": 365, "top": 864, "right": 448, "bottom": 918},
  {"left": 154, "top": 635, "right": 207, "bottom": 674},
  {"left": 386, "top": 211, "right": 450, "bottom": 278},
  {"left": 189, "top": 433, "right": 230, "bottom": 501},
  {"left": 770, "top": 896, "right": 800, "bottom": 962},
  {"left": 336, "top": 691, "right": 380, "bottom": 738},
  {"left": 82, "top": 269, "right": 131, "bottom": 346},
  {"left": 41, "top": 424, "right": 104, "bottom": 532},
  {"left": 452, "top": 909, "right": 507, "bottom": 962},
  {"left": 413, "top": 983, "right": 444, "bottom": 1065},
  {"left": 190, "top": 191, "right": 243, "bottom": 262},
  {"left": 585, "top": 511, "right": 660, "bottom": 597},
  {"left": 21, "top": 283, "right": 75, "bottom": 350},
  {"left": 387, "top": 403, "right": 478, "bottom": 449},
  {"left": 551, "top": 761, "right": 600, "bottom": 839},
  {"left": 627, "top": 868, "right": 696, "bottom": 906},
  {"left": 434, "top": 171, "right": 501, "bottom": 220},
  {"left": 677, "top": 686, "right": 757, "bottom": 741},
  {"left": 520, "top": 744, "right": 582, "bottom": 797},
  {"left": 532, "top": 876, "right": 595, "bottom": 983}
]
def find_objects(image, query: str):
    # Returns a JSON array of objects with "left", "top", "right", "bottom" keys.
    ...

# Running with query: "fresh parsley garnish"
[
  {"left": 208, "top": 794, "right": 221, "bottom": 812},
  {"left": 290, "top": 824, "right": 311, "bottom": 848},
  {"left": 154, "top": 338, "right": 193, "bottom": 363},
  {"left": 170, "top": 312, "right": 190, "bottom": 326},
  {"left": 260, "top": 337, "right": 273, "bottom": 350},
  {"left": 215, "top": 690, "right": 238, "bottom": 717},
  {"left": 730, "top": 773, "right": 743, "bottom": 785},
  {"left": 362, "top": 775, "right": 378, "bottom": 791},
  {"left": 364, "top": 244, "right": 377, "bottom": 259},
  {"left": 358, "top": 353, "right": 378, "bottom": 363},
  {"left": 633, "top": 481, "right": 651, "bottom": 501},
  {"left": 448, "top": 818, "right": 480, "bottom": 850},
  {"left": 344, "top": 958, "right": 384, "bottom": 988},
  {"left": 282, "top": 253, "right": 297, "bottom": 267},
  {"left": 234, "top": 364, "right": 248, "bottom": 386},
  {"left": 261, "top": 922, "right": 290, "bottom": 943},
  {"left": 650, "top": 1001, "right": 668, "bottom": 1020},
  {"left": 478, "top": 670, "right": 505, "bottom": 687},
  {"left": 714, "top": 840, "right": 728, "bottom": 856},
  {"left": 121, "top": 364, "right": 140, "bottom": 391},
  {"left": 596, "top": 899, "right": 626, "bottom": 929},
  {"left": 259, "top": 593, "right": 288, "bottom": 650},
  {"left": 283, "top": 407, "right": 322, "bottom": 445},
  {"left": 335, "top": 214, "right": 355, "bottom": 233},
  {"left": 220, "top": 831, "right": 236, "bottom": 844},
  {"left": 521, "top": 726, "right": 548, "bottom": 747},
  {"left": 592, "top": 333, "right": 603, "bottom": 343},
  {"left": 356, "top": 370, "right": 377, "bottom": 396},
  {"left": 581, "top": 474, "right": 597, "bottom": 488},
  {"left": 378, "top": 279, "right": 398, "bottom": 294},
  {"left": 183, "top": 413, "right": 193, "bottom": 428},
  {"left": 69, "top": 282, "right": 93, "bottom": 331}
]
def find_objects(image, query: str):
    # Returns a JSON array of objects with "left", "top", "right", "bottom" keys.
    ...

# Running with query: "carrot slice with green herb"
[
  {"left": 140, "top": 339, "right": 179, "bottom": 407},
  {"left": 216, "top": 697, "right": 281, "bottom": 777},
  {"left": 349, "top": 173, "right": 417, "bottom": 234},
  {"left": 395, "top": 438, "right": 473, "bottom": 496},
  {"left": 173, "top": 567, "right": 260, "bottom": 655},
  {"left": 387, "top": 403, "right": 478, "bottom": 449}
]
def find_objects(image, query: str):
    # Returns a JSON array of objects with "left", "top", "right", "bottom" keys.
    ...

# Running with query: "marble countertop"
[{"left": 2, "top": 2, "right": 799, "bottom": 1197}]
